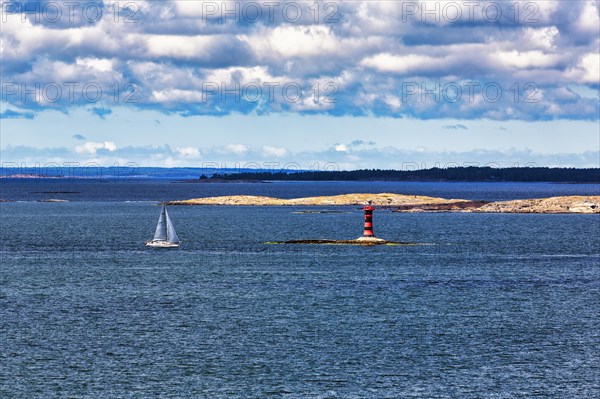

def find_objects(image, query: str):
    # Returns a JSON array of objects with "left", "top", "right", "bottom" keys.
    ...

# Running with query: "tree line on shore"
[{"left": 206, "top": 167, "right": 600, "bottom": 183}]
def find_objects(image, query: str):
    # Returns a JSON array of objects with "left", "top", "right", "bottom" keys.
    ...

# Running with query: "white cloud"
[
  {"left": 579, "top": 53, "right": 600, "bottom": 84},
  {"left": 566, "top": 53, "right": 600, "bottom": 84},
  {"left": 75, "top": 57, "right": 114, "bottom": 72},
  {"left": 492, "top": 50, "right": 560, "bottom": 69},
  {"left": 361, "top": 53, "right": 447, "bottom": 74},
  {"left": 176, "top": 146, "right": 201, "bottom": 158},
  {"left": 524, "top": 27, "right": 559, "bottom": 49},
  {"left": 145, "top": 34, "right": 222, "bottom": 60},
  {"left": 203, "top": 66, "right": 279, "bottom": 86},
  {"left": 261, "top": 145, "right": 287, "bottom": 157},
  {"left": 242, "top": 25, "right": 337, "bottom": 58},
  {"left": 224, "top": 144, "right": 250, "bottom": 154},
  {"left": 151, "top": 89, "right": 204, "bottom": 103},
  {"left": 382, "top": 95, "right": 402, "bottom": 110},
  {"left": 75, "top": 141, "right": 117, "bottom": 154},
  {"left": 578, "top": 1, "right": 600, "bottom": 34}
]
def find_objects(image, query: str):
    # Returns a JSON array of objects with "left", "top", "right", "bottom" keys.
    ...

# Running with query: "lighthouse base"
[{"left": 356, "top": 236, "right": 386, "bottom": 243}]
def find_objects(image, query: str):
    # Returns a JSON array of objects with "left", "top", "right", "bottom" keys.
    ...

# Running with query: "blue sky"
[{"left": 1, "top": 0, "right": 599, "bottom": 169}]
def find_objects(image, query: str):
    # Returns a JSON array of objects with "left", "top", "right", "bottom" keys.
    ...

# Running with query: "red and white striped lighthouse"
[{"left": 363, "top": 202, "right": 375, "bottom": 237}]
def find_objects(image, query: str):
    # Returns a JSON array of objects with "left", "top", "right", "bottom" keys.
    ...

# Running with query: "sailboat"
[{"left": 146, "top": 205, "right": 180, "bottom": 248}]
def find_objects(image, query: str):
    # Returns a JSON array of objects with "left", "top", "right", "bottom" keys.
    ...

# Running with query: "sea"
[{"left": 1, "top": 180, "right": 599, "bottom": 398}]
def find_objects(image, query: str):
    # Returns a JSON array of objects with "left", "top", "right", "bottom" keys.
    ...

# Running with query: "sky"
[{"left": 1, "top": 0, "right": 599, "bottom": 169}]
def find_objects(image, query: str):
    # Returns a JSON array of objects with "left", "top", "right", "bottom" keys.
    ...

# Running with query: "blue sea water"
[
  {"left": 1, "top": 179, "right": 599, "bottom": 202},
  {"left": 1, "top": 181, "right": 599, "bottom": 398}
]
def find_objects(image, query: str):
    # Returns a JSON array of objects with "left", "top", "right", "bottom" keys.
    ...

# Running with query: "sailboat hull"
[{"left": 145, "top": 240, "right": 180, "bottom": 248}]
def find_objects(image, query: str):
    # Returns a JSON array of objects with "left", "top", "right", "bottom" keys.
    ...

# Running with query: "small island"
[
  {"left": 166, "top": 194, "right": 600, "bottom": 214},
  {"left": 266, "top": 239, "right": 421, "bottom": 246}
]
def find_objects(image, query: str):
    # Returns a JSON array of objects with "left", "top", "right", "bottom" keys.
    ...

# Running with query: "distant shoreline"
[
  {"left": 2, "top": 166, "right": 599, "bottom": 183},
  {"left": 171, "top": 179, "right": 599, "bottom": 185},
  {"left": 3, "top": 175, "right": 598, "bottom": 186},
  {"left": 206, "top": 167, "right": 600, "bottom": 184}
]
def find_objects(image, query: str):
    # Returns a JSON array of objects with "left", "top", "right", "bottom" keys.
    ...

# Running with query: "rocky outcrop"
[
  {"left": 167, "top": 194, "right": 600, "bottom": 214},
  {"left": 394, "top": 200, "right": 489, "bottom": 212},
  {"left": 36, "top": 199, "right": 69, "bottom": 203},
  {"left": 470, "top": 196, "right": 600, "bottom": 214},
  {"left": 167, "top": 193, "right": 468, "bottom": 207},
  {"left": 266, "top": 239, "right": 418, "bottom": 246}
]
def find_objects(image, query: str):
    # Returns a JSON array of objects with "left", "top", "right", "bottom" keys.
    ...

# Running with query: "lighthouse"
[
  {"left": 357, "top": 201, "right": 385, "bottom": 242},
  {"left": 363, "top": 203, "right": 375, "bottom": 237}
]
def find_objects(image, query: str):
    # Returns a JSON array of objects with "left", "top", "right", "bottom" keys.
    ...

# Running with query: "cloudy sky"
[{"left": 1, "top": 0, "right": 599, "bottom": 169}]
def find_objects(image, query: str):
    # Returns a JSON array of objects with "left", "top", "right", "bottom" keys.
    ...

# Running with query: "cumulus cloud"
[
  {"left": 261, "top": 145, "right": 287, "bottom": 157},
  {"left": 223, "top": 144, "right": 250, "bottom": 154},
  {"left": 566, "top": 53, "right": 600, "bottom": 84},
  {"left": 76, "top": 57, "right": 115, "bottom": 73},
  {"left": 75, "top": 141, "right": 117, "bottom": 154},
  {"left": 333, "top": 140, "right": 380, "bottom": 153},
  {"left": 0, "top": 0, "right": 598, "bottom": 119},
  {"left": 361, "top": 53, "right": 447, "bottom": 74},
  {"left": 176, "top": 146, "right": 201, "bottom": 158}
]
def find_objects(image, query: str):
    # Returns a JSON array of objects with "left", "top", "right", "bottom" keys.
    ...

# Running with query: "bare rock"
[
  {"left": 473, "top": 196, "right": 600, "bottom": 214},
  {"left": 168, "top": 193, "right": 468, "bottom": 207}
]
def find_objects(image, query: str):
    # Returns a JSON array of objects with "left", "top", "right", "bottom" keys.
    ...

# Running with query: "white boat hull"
[{"left": 145, "top": 240, "right": 180, "bottom": 248}]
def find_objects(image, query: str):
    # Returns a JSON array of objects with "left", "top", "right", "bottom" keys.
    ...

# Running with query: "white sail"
[
  {"left": 153, "top": 205, "right": 168, "bottom": 241},
  {"left": 165, "top": 208, "right": 179, "bottom": 244}
]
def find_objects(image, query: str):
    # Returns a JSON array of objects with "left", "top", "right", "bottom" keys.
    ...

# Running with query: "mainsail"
[{"left": 153, "top": 205, "right": 168, "bottom": 241}]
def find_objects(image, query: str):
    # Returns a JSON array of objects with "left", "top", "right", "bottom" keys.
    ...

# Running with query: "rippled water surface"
[
  {"left": 1, "top": 199, "right": 599, "bottom": 397},
  {"left": 1, "top": 179, "right": 599, "bottom": 202}
]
